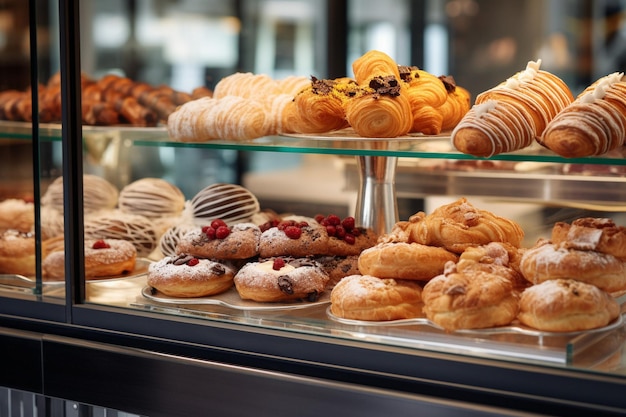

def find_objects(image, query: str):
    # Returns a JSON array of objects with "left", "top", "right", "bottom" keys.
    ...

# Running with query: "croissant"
[
  {"left": 168, "top": 96, "right": 270, "bottom": 141},
  {"left": 410, "top": 105, "right": 444, "bottom": 135},
  {"left": 276, "top": 75, "right": 310, "bottom": 96},
  {"left": 438, "top": 85, "right": 471, "bottom": 132},
  {"left": 285, "top": 77, "right": 353, "bottom": 134},
  {"left": 538, "top": 72, "right": 626, "bottom": 157},
  {"left": 451, "top": 99, "right": 536, "bottom": 157},
  {"left": 344, "top": 83, "right": 413, "bottom": 138},
  {"left": 352, "top": 50, "right": 401, "bottom": 84},
  {"left": 404, "top": 198, "right": 524, "bottom": 253},
  {"left": 213, "top": 72, "right": 280, "bottom": 99},
  {"left": 402, "top": 68, "right": 448, "bottom": 108},
  {"left": 475, "top": 59, "right": 573, "bottom": 136}
]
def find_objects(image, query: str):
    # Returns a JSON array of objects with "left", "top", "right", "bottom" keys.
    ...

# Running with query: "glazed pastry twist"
[{"left": 539, "top": 72, "right": 626, "bottom": 157}]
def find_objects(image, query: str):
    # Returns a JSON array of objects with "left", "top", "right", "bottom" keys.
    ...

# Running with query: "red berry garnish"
[
  {"left": 92, "top": 240, "right": 110, "bottom": 249},
  {"left": 284, "top": 225, "right": 302, "bottom": 239},
  {"left": 201, "top": 225, "right": 211, "bottom": 233},
  {"left": 351, "top": 227, "right": 361, "bottom": 237},
  {"left": 272, "top": 258, "right": 285, "bottom": 270},
  {"left": 314, "top": 214, "right": 325, "bottom": 223},
  {"left": 344, "top": 234, "right": 356, "bottom": 244},
  {"left": 335, "top": 225, "right": 346, "bottom": 239},
  {"left": 211, "top": 219, "right": 227, "bottom": 229},
  {"left": 326, "top": 214, "right": 341, "bottom": 226},
  {"left": 215, "top": 225, "right": 231, "bottom": 239},
  {"left": 205, "top": 227, "right": 216, "bottom": 239},
  {"left": 187, "top": 258, "right": 199, "bottom": 266},
  {"left": 325, "top": 225, "right": 336, "bottom": 236},
  {"left": 341, "top": 216, "right": 355, "bottom": 230}
]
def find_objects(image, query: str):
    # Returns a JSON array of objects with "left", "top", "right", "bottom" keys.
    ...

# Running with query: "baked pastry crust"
[
  {"left": 551, "top": 217, "right": 626, "bottom": 261},
  {"left": 43, "top": 238, "right": 137, "bottom": 279},
  {"left": 176, "top": 223, "right": 260, "bottom": 260},
  {"left": 422, "top": 263, "right": 519, "bottom": 331},
  {"left": 148, "top": 254, "right": 235, "bottom": 297},
  {"left": 404, "top": 198, "right": 524, "bottom": 253},
  {"left": 234, "top": 257, "right": 329, "bottom": 302},
  {"left": 519, "top": 239, "right": 626, "bottom": 293},
  {"left": 358, "top": 241, "right": 458, "bottom": 281},
  {"left": 0, "top": 199, "right": 34, "bottom": 233},
  {"left": 330, "top": 275, "right": 424, "bottom": 321},
  {"left": 314, "top": 255, "right": 360, "bottom": 290},
  {"left": 258, "top": 217, "right": 328, "bottom": 258},
  {"left": 518, "top": 279, "right": 620, "bottom": 332}
]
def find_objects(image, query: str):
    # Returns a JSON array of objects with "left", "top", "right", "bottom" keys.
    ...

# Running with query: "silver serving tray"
[
  {"left": 142, "top": 286, "right": 330, "bottom": 311},
  {"left": 326, "top": 306, "right": 625, "bottom": 338}
]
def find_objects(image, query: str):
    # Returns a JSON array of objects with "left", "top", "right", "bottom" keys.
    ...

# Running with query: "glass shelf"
[{"left": 3, "top": 121, "right": 626, "bottom": 165}]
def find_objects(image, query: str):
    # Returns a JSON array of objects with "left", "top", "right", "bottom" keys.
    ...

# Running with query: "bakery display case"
[{"left": 1, "top": 1, "right": 626, "bottom": 416}]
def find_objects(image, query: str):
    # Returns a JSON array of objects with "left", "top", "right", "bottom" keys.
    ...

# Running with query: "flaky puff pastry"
[
  {"left": 475, "top": 59, "right": 573, "bottom": 136},
  {"left": 422, "top": 262, "right": 519, "bottom": 331},
  {"left": 551, "top": 217, "right": 626, "bottom": 261},
  {"left": 403, "top": 198, "right": 524, "bottom": 254},
  {"left": 168, "top": 96, "right": 271, "bottom": 141},
  {"left": 352, "top": 50, "right": 401, "bottom": 85},
  {"left": 539, "top": 72, "right": 626, "bottom": 157},
  {"left": 281, "top": 77, "right": 354, "bottom": 134},
  {"left": 439, "top": 84, "right": 471, "bottom": 132},
  {"left": 400, "top": 67, "right": 448, "bottom": 135},
  {"left": 330, "top": 275, "right": 425, "bottom": 321},
  {"left": 451, "top": 99, "right": 536, "bottom": 157},
  {"left": 518, "top": 279, "right": 620, "bottom": 332},
  {"left": 344, "top": 81, "right": 413, "bottom": 138}
]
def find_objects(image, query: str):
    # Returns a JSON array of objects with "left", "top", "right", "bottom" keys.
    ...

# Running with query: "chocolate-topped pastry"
[{"left": 188, "top": 183, "right": 260, "bottom": 226}]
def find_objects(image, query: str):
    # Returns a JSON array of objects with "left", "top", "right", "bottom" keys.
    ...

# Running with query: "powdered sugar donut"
[
  {"left": 234, "top": 257, "right": 329, "bottom": 302},
  {"left": 148, "top": 253, "right": 236, "bottom": 297},
  {"left": 42, "top": 238, "right": 137, "bottom": 279}
]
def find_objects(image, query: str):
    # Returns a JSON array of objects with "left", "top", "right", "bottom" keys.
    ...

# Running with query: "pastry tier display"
[
  {"left": 147, "top": 253, "right": 236, "bottom": 298},
  {"left": 330, "top": 275, "right": 424, "bottom": 321},
  {"left": 519, "top": 239, "right": 626, "bottom": 294},
  {"left": 452, "top": 59, "right": 573, "bottom": 157},
  {"left": 118, "top": 178, "right": 186, "bottom": 219},
  {"left": 400, "top": 198, "right": 524, "bottom": 254},
  {"left": 358, "top": 242, "right": 458, "bottom": 281},
  {"left": 0, "top": 198, "right": 34, "bottom": 233},
  {"left": 234, "top": 257, "right": 329, "bottom": 302},
  {"left": 187, "top": 183, "right": 260, "bottom": 226},
  {"left": 422, "top": 262, "right": 519, "bottom": 331},
  {"left": 550, "top": 217, "right": 626, "bottom": 261},
  {"left": 539, "top": 72, "right": 626, "bottom": 157},
  {"left": 42, "top": 174, "right": 119, "bottom": 214},
  {"left": 176, "top": 221, "right": 261, "bottom": 260},
  {"left": 42, "top": 238, "right": 137, "bottom": 279},
  {"left": 517, "top": 279, "right": 620, "bottom": 332}
]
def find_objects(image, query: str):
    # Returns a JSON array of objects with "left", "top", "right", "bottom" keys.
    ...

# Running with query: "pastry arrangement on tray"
[
  {"left": 166, "top": 49, "right": 626, "bottom": 160},
  {"left": 1, "top": 49, "right": 626, "bottom": 336}
]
